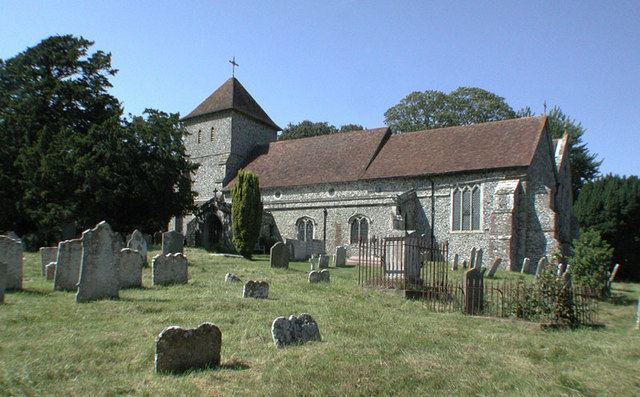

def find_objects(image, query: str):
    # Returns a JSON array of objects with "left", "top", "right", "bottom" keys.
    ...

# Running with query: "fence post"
[{"left": 463, "top": 267, "right": 484, "bottom": 315}]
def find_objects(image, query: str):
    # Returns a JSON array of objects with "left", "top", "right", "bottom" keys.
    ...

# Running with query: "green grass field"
[{"left": 1, "top": 248, "right": 638, "bottom": 396}]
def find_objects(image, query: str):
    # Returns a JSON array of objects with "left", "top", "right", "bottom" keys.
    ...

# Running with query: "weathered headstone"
[
  {"left": 451, "top": 253, "right": 459, "bottom": 271},
  {"left": 76, "top": 221, "right": 120, "bottom": 303},
  {"left": 54, "top": 238, "right": 83, "bottom": 291},
  {"left": 225, "top": 273, "right": 241, "bottom": 283},
  {"left": 45, "top": 262, "right": 56, "bottom": 280},
  {"left": 308, "top": 269, "right": 330, "bottom": 283},
  {"left": 334, "top": 246, "right": 347, "bottom": 267},
  {"left": 162, "top": 231, "right": 184, "bottom": 255},
  {"left": 470, "top": 247, "right": 477, "bottom": 269},
  {"left": 118, "top": 248, "right": 144, "bottom": 288},
  {"left": 270, "top": 242, "right": 289, "bottom": 269},
  {"left": 152, "top": 253, "right": 188, "bottom": 286},
  {"left": 474, "top": 249, "right": 483, "bottom": 270},
  {"left": 127, "top": 229, "right": 148, "bottom": 265},
  {"left": 463, "top": 267, "right": 484, "bottom": 315},
  {"left": 309, "top": 256, "right": 318, "bottom": 271},
  {"left": 521, "top": 257, "right": 531, "bottom": 274},
  {"left": 0, "top": 235, "right": 23, "bottom": 290},
  {"left": 155, "top": 323, "right": 222, "bottom": 373},
  {"left": 318, "top": 254, "right": 329, "bottom": 269},
  {"left": 535, "top": 256, "right": 549, "bottom": 276},
  {"left": 271, "top": 313, "right": 321, "bottom": 348},
  {"left": 243, "top": 280, "right": 269, "bottom": 299},
  {"left": 462, "top": 259, "right": 468, "bottom": 269},
  {"left": 0, "top": 262, "right": 6, "bottom": 304},
  {"left": 487, "top": 258, "right": 502, "bottom": 278},
  {"left": 40, "top": 246, "right": 58, "bottom": 277}
]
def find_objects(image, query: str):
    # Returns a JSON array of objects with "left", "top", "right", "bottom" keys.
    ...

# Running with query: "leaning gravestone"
[
  {"left": 474, "top": 249, "right": 483, "bottom": 270},
  {"left": 270, "top": 242, "right": 289, "bottom": 269},
  {"left": 487, "top": 258, "right": 502, "bottom": 278},
  {"left": 451, "top": 254, "right": 459, "bottom": 271},
  {"left": 45, "top": 262, "right": 56, "bottom": 281},
  {"left": 152, "top": 253, "right": 188, "bottom": 286},
  {"left": 0, "top": 262, "right": 6, "bottom": 303},
  {"left": 243, "top": 280, "right": 269, "bottom": 299},
  {"left": 155, "top": 323, "right": 222, "bottom": 374},
  {"left": 225, "top": 273, "right": 241, "bottom": 283},
  {"left": 127, "top": 229, "right": 148, "bottom": 265},
  {"left": 76, "top": 221, "right": 120, "bottom": 303},
  {"left": 40, "top": 246, "right": 58, "bottom": 277},
  {"left": 271, "top": 313, "right": 321, "bottom": 348},
  {"left": 334, "top": 246, "right": 347, "bottom": 267},
  {"left": 162, "top": 231, "right": 184, "bottom": 255},
  {"left": 521, "top": 257, "right": 531, "bottom": 274},
  {"left": 318, "top": 254, "right": 329, "bottom": 269},
  {"left": 0, "top": 235, "right": 23, "bottom": 290},
  {"left": 118, "top": 248, "right": 144, "bottom": 288},
  {"left": 308, "top": 269, "right": 330, "bottom": 283},
  {"left": 54, "top": 238, "right": 83, "bottom": 291},
  {"left": 535, "top": 256, "right": 549, "bottom": 276},
  {"left": 470, "top": 247, "right": 477, "bottom": 269}
]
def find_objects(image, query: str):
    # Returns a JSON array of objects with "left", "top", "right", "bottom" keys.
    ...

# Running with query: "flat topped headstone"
[
  {"left": 54, "top": 238, "right": 83, "bottom": 291},
  {"left": 155, "top": 323, "right": 222, "bottom": 374},
  {"left": 0, "top": 235, "right": 23, "bottom": 290},
  {"left": 40, "top": 247, "right": 58, "bottom": 277},
  {"left": 462, "top": 259, "right": 468, "bottom": 269},
  {"left": 270, "top": 242, "right": 289, "bottom": 269},
  {"left": 474, "top": 249, "right": 483, "bottom": 270},
  {"left": 152, "top": 253, "right": 188, "bottom": 286},
  {"left": 463, "top": 267, "right": 484, "bottom": 315},
  {"left": 334, "top": 246, "right": 347, "bottom": 267},
  {"left": 470, "top": 248, "right": 477, "bottom": 269},
  {"left": 162, "top": 231, "right": 184, "bottom": 255},
  {"left": 118, "top": 248, "right": 144, "bottom": 288},
  {"left": 308, "top": 269, "right": 330, "bottom": 283},
  {"left": 521, "top": 257, "right": 531, "bottom": 274},
  {"left": 127, "top": 229, "right": 148, "bottom": 264},
  {"left": 243, "top": 280, "right": 269, "bottom": 299},
  {"left": 0, "top": 262, "right": 6, "bottom": 303},
  {"left": 271, "top": 313, "right": 321, "bottom": 348},
  {"left": 45, "top": 262, "right": 56, "bottom": 280},
  {"left": 487, "top": 258, "right": 502, "bottom": 278},
  {"left": 451, "top": 254, "right": 459, "bottom": 271},
  {"left": 318, "top": 254, "right": 329, "bottom": 269},
  {"left": 535, "top": 256, "right": 549, "bottom": 276},
  {"left": 76, "top": 221, "right": 120, "bottom": 303}
]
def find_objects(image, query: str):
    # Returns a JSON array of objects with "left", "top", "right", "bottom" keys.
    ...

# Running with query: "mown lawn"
[{"left": 0, "top": 248, "right": 638, "bottom": 396}]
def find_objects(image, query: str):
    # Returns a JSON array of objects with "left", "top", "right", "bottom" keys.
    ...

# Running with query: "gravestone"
[
  {"left": 462, "top": 260, "right": 468, "bottom": 269},
  {"left": 76, "top": 221, "right": 120, "bottom": 303},
  {"left": 270, "top": 242, "right": 289, "bottom": 269},
  {"left": 118, "top": 248, "right": 144, "bottom": 288},
  {"left": 225, "top": 273, "right": 241, "bottom": 283},
  {"left": 54, "top": 238, "right": 83, "bottom": 291},
  {"left": 470, "top": 247, "right": 477, "bottom": 269},
  {"left": 40, "top": 247, "right": 58, "bottom": 277},
  {"left": 487, "top": 258, "right": 502, "bottom": 278},
  {"left": 152, "top": 253, "right": 188, "bottom": 286},
  {"left": 45, "top": 262, "right": 56, "bottom": 280},
  {"left": 0, "top": 262, "right": 6, "bottom": 303},
  {"left": 271, "top": 313, "right": 321, "bottom": 348},
  {"left": 451, "top": 254, "right": 459, "bottom": 271},
  {"left": 308, "top": 269, "right": 330, "bottom": 283},
  {"left": 636, "top": 297, "right": 640, "bottom": 331},
  {"left": 243, "top": 280, "right": 269, "bottom": 299},
  {"left": 463, "top": 267, "right": 484, "bottom": 315},
  {"left": 535, "top": 256, "right": 549, "bottom": 276},
  {"left": 162, "top": 231, "right": 184, "bottom": 255},
  {"left": 309, "top": 256, "right": 318, "bottom": 271},
  {"left": 474, "top": 249, "right": 483, "bottom": 270},
  {"left": 0, "top": 235, "right": 23, "bottom": 290},
  {"left": 318, "top": 254, "right": 329, "bottom": 269},
  {"left": 127, "top": 229, "right": 148, "bottom": 265},
  {"left": 334, "top": 246, "right": 347, "bottom": 267},
  {"left": 155, "top": 323, "right": 222, "bottom": 373},
  {"left": 521, "top": 257, "right": 531, "bottom": 274}
]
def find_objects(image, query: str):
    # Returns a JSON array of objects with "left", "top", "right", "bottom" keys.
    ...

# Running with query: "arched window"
[
  {"left": 210, "top": 127, "right": 215, "bottom": 142},
  {"left": 350, "top": 215, "right": 369, "bottom": 243},
  {"left": 296, "top": 217, "right": 315, "bottom": 242},
  {"left": 197, "top": 129, "right": 202, "bottom": 144},
  {"left": 452, "top": 185, "right": 481, "bottom": 231}
]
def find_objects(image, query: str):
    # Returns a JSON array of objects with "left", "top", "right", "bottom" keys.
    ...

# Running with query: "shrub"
[
  {"left": 569, "top": 229, "right": 614, "bottom": 296},
  {"left": 231, "top": 170, "right": 263, "bottom": 259}
]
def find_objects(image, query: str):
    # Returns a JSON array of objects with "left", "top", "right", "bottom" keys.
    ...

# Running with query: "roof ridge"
[
  {"left": 272, "top": 127, "right": 389, "bottom": 145},
  {"left": 393, "top": 116, "right": 547, "bottom": 137}
]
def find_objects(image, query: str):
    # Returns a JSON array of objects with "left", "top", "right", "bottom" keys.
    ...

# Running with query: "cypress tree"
[{"left": 231, "top": 170, "right": 263, "bottom": 259}]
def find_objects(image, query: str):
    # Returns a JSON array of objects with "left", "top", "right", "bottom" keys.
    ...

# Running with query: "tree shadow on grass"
[
  {"left": 10, "top": 288, "right": 55, "bottom": 297},
  {"left": 118, "top": 296, "right": 173, "bottom": 303},
  {"left": 219, "top": 358, "right": 251, "bottom": 371},
  {"left": 607, "top": 293, "right": 637, "bottom": 306}
]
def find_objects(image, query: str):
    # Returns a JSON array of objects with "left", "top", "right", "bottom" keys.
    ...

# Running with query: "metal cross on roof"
[{"left": 229, "top": 56, "right": 239, "bottom": 77}]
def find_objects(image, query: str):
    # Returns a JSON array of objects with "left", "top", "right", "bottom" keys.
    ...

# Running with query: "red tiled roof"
[
  {"left": 182, "top": 77, "right": 280, "bottom": 130},
  {"left": 227, "top": 117, "right": 547, "bottom": 189}
]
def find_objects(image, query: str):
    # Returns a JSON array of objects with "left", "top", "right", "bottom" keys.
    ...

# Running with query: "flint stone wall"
[
  {"left": 0, "top": 235, "right": 22, "bottom": 290},
  {"left": 155, "top": 323, "right": 222, "bottom": 373},
  {"left": 76, "top": 221, "right": 120, "bottom": 303},
  {"left": 54, "top": 238, "right": 82, "bottom": 291}
]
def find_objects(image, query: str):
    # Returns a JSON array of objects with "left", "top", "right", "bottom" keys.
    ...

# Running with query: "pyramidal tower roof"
[{"left": 182, "top": 77, "right": 280, "bottom": 130}]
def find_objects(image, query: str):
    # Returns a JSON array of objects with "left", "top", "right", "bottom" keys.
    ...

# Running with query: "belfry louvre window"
[
  {"left": 452, "top": 185, "right": 481, "bottom": 231},
  {"left": 296, "top": 217, "right": 314, "bottom": 241},
  {"left": 350, "top": 216, "right": 369, "bottom": 243}
]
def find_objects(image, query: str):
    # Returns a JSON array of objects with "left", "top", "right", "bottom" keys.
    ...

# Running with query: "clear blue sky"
[{"left": 1, "top": 0, "right": 638, "bottom": 176}]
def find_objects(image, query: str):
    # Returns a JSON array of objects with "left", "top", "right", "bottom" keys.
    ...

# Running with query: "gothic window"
[
  {"left": 350, "top": 215, "right": 369, "bottom": 243},
  {"left": 197, "top": 129, "right": 202, "bottom": 144},
  {"left": 452, "top": 185, "right": 481, "bottom": 231},
  {"left": 296, "top": 217, "right": 315, "bottom": 242}
]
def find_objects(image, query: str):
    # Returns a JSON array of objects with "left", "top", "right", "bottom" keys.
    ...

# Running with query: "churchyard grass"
[{"left": 0, "top": 248, "right": 638, "bottom": 395}]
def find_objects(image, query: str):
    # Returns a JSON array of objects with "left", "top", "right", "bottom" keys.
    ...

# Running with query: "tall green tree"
[
  {"left": 384, "top": 87, "right": 516, "bottom": 132},
  {"left": 231, "top": 169, "right": 263, "bottom": 259},
  {"left": 573, "top": 174, "right": 640, "bottom": 280},
  {"left": 279, "top": 120, "right": 364, "bottom": 140}
]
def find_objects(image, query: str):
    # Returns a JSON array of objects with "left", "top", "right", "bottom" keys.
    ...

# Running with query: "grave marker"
[
  {"left": 76, "top": 221, "right": 120, "bottom": 302},
  {"left": 270, "top": 242, "right": 289, "bottom": 269},
  {"left": 118, "top": 248, "right": 144, "bottom": 288},
  {"left": 271, "top": 313, "right": 321, "bottom": 348},
  {"left": 0, "top": 235, "right": 23, "bottom": 290},
  {"left": 152, "top": 253, "right": 188, "bottom": 286},
  {"left": 155, "top": 323, "right": 221, "bottom": 373},
  {"left": 54, "top": 238, "right": 83, "bottom": 291},
  {"left": 243, "top": 280, "right": 269, "bottom": 299},
  {"left": 162, "top": 231, "right": 184, "bottom": 255}
]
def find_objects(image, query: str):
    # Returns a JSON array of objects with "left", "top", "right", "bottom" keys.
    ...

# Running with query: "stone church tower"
[{"left": 181, "top": 77, "right": 280, "bottom": 201}]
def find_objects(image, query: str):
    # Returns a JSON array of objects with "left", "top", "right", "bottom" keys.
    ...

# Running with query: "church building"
[{"left": 173, "top": 77, "right": 574, "bottom": 270}]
